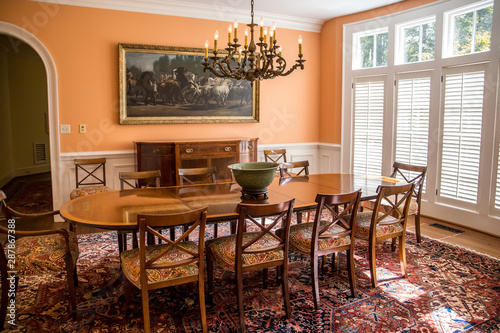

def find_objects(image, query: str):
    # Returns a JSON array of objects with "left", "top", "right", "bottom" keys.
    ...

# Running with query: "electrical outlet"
[
  {"left": 79, "top": 124, "right": 86, "bottom": 134},
  {"left": 60, "top": 124, "right": 70, "bottom": 134}
]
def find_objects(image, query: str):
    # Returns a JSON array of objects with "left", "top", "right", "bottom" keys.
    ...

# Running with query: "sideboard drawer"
[{"left": 177, "top": 143, "right": 237, "bottom": 156}]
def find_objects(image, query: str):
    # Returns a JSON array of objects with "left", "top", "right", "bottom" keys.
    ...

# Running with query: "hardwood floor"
[{"left": 408, "top": 215, "right": 500, "bottom": 259}]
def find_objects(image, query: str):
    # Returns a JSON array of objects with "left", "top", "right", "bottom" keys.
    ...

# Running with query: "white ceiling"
[{"left": 32, "top": 0, "right": 405, "bottom": 32}]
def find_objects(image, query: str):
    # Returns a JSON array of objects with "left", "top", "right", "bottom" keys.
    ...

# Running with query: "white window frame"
[
  {"left": 342, "top": 0, "right": 500, "bottom": 237},
  {"left": 442, "top": 0, "right": 494, "bottom": 58},
  {"left": 352, "top": 27, "right": 389, "bottom": 69},
  {"left": 395, "top": 16, "right": 436, "bottom": 65}
]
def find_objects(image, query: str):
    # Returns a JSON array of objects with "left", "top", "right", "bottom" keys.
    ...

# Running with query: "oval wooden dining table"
[{"left": 60, "top": 173, "right": 402, "bottom": 229}]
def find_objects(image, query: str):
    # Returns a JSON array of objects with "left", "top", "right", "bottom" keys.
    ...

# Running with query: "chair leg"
[
  {"left": 236, "top": 268, "right": 245, "bottom": 332},
  {"left": 230, "top": 220, "right": 237, "bottom": 234},
  {"left": 346, "top": 249, "right": 357, "bottom": 298},
  {"left": 207, "top": 257, "right": 214, "bottom": 305},
  {"left": 311, "top": 255, "right": 320, "bottom": 310},
  {"left": 281, "top": 263, "right": 291, "bottom": 318},
  {"left": 369, "top": 238, "right": 378, "bottom": 288},
  {"left": 399, "top": 235, "right": 407, "bottom": 278},
  {"left": 117, "top": 231, "right": 124, "bottom": 253},
  {"left": 132, "top": 230, "right": 139, "bottom": 248},
  {"left": 331, "top": 253, "right": 337, "bottom": 272},
  {"left": 170, "top": 226, "right": 176, "bottom": 241},
  {"left": 415, "top": 213, "right": 422, "bottom": 243},
  {"left": 65, "top": 256, "right": 77, "bottom": 319},
  {"left": 213, "top": 224, "right": 218, "bottom": 238},
  {"left": 391, "top": 238, "right": 397, "bottom": 252},
  {"left": 141, "top": 289, "right": 151, "bottom": 333},
  {"left": 198, "top": 280, "right": 208, "bottom": 333}
]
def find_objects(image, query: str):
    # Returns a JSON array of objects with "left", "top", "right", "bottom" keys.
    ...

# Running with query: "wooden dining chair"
[
  {"left": 0, "top": 191, "right": 78, "bottom": 329},
  {"left": 119, "top": 170, "right": 161, "bottom": 189},
  {"left": 354, "top": 182, "right": 415, "bottom": 288},
  {"left": 70, "top": 158, "right": 111, "bottom": 199},
  {"left": 360, "top": 162, "right": 427, "bottom": 243},
  {"left": 117, "top": 170, "right": 162, "bottom": 252},
  {"left": 178, "top": 167, "right": 217, "bottom": 185},
  {"left": 178, "top": 167, "right": 220, "bottom": 238},
  {"left": 205, "top": 199, "right": 295, "bottom": 333},
  {"left": 263, "top": 149, "right": 288, "bottom": 163},
  {"left": 120, "top": 207, "right": 208, "bottom": 333},
  {"left": 279, "top": 160, "right": 310, "bottom": 178},
  {"left": 276, "top": 190, "right": 361, "bottom": 310}
]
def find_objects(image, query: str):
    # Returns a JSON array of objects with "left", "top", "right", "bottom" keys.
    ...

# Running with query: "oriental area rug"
[{"left": 3, "top": 228, "right": 500, "bottom": 332}]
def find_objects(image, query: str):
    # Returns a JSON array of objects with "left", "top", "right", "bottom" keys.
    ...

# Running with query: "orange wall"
[
  {"left": 319, "top": 0, "right": 438, "bottom": 144},
  {"left": 0, "top": 0, "right": 320, "bottom": 152}
]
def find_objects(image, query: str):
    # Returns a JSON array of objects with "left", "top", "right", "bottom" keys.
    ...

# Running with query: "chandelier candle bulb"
[
  {"left": 298, "top": 34, "right": 302, "bottom": 55},
  {"left": 279, "top": 46, "right": 282, "bottom": 57},
  {"left": 245, "top": 28, "right": 248, "bottom": 46},
  {"left": 269, "top": 29, "right": 273, "bottom": 48},
  {"left": 214, "top": 30, "right": 218, "bottom": 51},
  {"left": 260, "top": 17, "right": 264, "bottom": 38},
  {"left": 238, "top": 48, "right": 242, "bottom": 63},
  {"left": 234, "top": 19, "right": 238, "bottom": 40},
  {"left": 228, "top": 24, "right": 232, "bottom": 44},
  {"left": 272, "top": 21, "right": 276, "bottom": 41},
  {"left": 264, "top": 27, "right": 267, "bottom": 44},
  {"left": 205, "top": 40, "right": 208, "bottom": 59}
]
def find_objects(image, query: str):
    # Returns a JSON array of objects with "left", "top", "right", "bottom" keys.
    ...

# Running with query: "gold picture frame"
[{"left": 119, "top": 43, "right": 260, "bottom": 124}]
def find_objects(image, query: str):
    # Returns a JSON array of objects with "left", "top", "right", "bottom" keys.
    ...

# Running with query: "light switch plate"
[
  {"left": 60, "top": 124, "right": 70, "bottom": 134},
  {"left": 79, "top": 124, "right": 86, "bottom": 134}
]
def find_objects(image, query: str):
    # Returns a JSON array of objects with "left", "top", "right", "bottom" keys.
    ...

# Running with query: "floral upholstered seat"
[
  {"left": 120, "top": 241, "right": 200, "bottom": 288},
  {"left": 70, "top": 185, "right": 111, "bottom": 200},
  {"left": 205, "top": 232, "right": 283, "bottom": 271},
  {"left": 354, "top": 211, "right": 404, "bottom": 240},
  {"left": 276, "top": 221, "right": 351, "bottom": 255},
  {"left": 14, "top": 232, "right": 80, "bottom": 275}
]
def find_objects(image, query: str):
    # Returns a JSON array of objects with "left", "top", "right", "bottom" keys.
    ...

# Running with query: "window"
[
  {"left": 439, "top": 65, "right": 485, "bottom": 205},
  {"left": 395, "top": 73, "right": 431, "bottom": 188},
  {"left": 353, "top": 28, "right": 388, "bottom": 69},
  {"left": 396, "top": 17, "right": 435, "bottom": 64},
  {"left": 352, "top": 77, "right": 385, "bottom": 175},
  {"left": 444, "top": 1, "right": 494, "bottom": 57}
]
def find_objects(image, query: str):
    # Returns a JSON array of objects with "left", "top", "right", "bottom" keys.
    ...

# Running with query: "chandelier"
[{"left": 202, "top": 0, "right": 305, "bottom": 82}]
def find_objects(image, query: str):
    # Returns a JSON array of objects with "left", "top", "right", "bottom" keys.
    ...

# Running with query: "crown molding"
[{"left": 30, "top": 0, "right": 323, "bottom": 32}]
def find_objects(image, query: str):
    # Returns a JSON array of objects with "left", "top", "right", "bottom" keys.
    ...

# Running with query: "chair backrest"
[
  {"left": 371, "top": 183, "right": 415, "bottom": 235},
  {"left": 264, "top": 149, "right": 287, "bottom": 163},
  {"left": 390, "top": 162, "right": 427, "bottom": 203},
  {"left": 136, "top": 207, "right": 208, "bottom": 287},
  {"left": 234, "top": 199, "right": 295, "bottom": 269},
  {"left": 74, "top": 158, "right": 107, "bottom": 188},
  {"left": 119, "top": 170, "right": 161, "bottom": 189},
  {"left": 311, "top": 190, "right": 361, "bottom": 253},
  {"left": 280, "top": 160, "right": 310, "bottom": 178},
  {"left": 178, "top": 167, "right": 217, "bottom": 185}
]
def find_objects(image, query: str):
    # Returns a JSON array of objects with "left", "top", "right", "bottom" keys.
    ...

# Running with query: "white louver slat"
[
  {"left": 353, "top": 78, "right": 385, "bottom": 176},
  {"left": 439, "top": 68, "right": 485, "bottom": 204}
]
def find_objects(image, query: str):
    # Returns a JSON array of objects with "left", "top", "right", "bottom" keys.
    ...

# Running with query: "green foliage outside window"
[
  {"left": 453, "top": 6, "right": 493, "bottom": 55},
  {"left": 360, "top": 32, "right": 388, "bottom": 68},
  {"left": 403, "top": 22, "right": 435, "bottom": 63}
]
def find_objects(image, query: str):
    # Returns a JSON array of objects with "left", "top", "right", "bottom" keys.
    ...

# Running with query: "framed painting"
[{"left": 118, "top": 43, "right": 260, "bottom": 124}]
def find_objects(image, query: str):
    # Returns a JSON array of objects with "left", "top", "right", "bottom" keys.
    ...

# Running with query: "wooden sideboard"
[{"left": 135, "top": 138, "right": 258, "bottom": 186}]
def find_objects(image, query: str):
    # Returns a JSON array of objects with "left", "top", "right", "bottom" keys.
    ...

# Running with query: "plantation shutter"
[
  {"left": 395, "top": 73, "right": 431, "bottom": 190},
  {"left": 439, "top": 65, "right": 485, "bottom": 205},
  {"left": 352, "top": 77, "right": 385, "bottom": 175}
]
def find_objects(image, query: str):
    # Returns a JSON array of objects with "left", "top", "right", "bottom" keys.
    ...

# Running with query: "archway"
[{"left": 0, "top": 21, "right": 62, "bottom": 209}]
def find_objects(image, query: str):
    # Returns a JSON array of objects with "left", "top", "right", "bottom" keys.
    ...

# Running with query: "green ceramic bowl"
[{"left": 228, "top": 162, "right": 279, "bottom": 193}]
